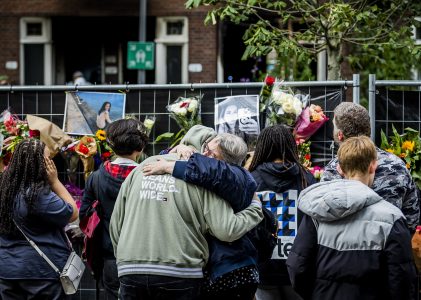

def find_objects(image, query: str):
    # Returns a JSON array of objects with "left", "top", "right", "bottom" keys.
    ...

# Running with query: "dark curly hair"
[
  {"left": 106, "top": 118, "right": 148, "bottom": 156},
  {"left": 248, "top": 124, "right": 309, "bottom": 189},
  {"left": 0, "top": 139, "right": 49, "bottom": 235}
]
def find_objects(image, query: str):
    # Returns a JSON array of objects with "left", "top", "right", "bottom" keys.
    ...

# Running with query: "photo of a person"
[
  {"left": 96, "top": 101, "right": 113, "bottom": 129},
  {"left": 215, "top": 95, "right": 260, "bottom": 148},
  {"left": 63, "top": 92, "right": 125, "bottom": 135}
]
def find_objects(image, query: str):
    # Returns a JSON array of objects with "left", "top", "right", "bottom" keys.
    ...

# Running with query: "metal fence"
[
  {"left": 368, "top": 74, "right": 421, "bottom": 144},
  {"left": 0, "top": 76, "right": 359, "bottom": 157}
]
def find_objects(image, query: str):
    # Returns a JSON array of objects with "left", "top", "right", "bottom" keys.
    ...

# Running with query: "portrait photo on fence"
[
  {"left": 215, "top": 95, "right": 260, "bottom": 147},
  {"left": 63, "top": 91, "right": 126, "bottom": 135}
]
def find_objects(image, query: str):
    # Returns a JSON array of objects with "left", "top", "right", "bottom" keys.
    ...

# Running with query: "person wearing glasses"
[{"left": 142, "top": 125, "right": 264, "bottom": 300}]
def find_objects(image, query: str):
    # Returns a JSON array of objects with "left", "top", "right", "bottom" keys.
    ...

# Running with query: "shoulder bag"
[{"left": 14, "top": 221, "right": 85, "bottom": 295}]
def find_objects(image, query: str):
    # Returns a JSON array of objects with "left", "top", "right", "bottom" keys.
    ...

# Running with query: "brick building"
[{"left": 0, "top": 0, "right": 223, "bottom": 85}]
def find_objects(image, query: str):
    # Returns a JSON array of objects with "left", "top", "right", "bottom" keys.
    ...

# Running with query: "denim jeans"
[
  {"left": 119, "top": 274, "right": 202, "bottom": 300},
  {"left": 0, "top": 278, "right": 65, "bottom": 300},
  {"left": 103, "top": 259, "right": 119, "bottom": 300}
]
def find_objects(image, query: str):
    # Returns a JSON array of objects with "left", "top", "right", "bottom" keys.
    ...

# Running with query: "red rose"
[
  {"left": 78, "top": 144, "right": 89, "bottom": 155},
  {"left": 29, "top": 130, "right": 40, "bottom": 138},
  {"left": 305, "top": 154, "right": 311, "bottom": 161},
  {"left": 180, "top": 102, "right": 189, "bottom": 108},
  {"left": 101, "top": 151, "right": 111, "bottom": 161},
  {"left": 265, "top": 76, "right": 275, "bottom": 86},
  {"left": 86, "top": 137, "right": 94, "bottom": 143}
]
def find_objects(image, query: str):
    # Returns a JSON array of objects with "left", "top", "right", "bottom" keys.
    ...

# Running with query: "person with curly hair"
[{"left": 0, "top": 139, "right": 78, "bottom": 299}]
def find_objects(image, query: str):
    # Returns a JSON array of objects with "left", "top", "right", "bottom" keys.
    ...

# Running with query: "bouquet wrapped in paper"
[
  {"left": 294, "top": 104, "right": 329, "bottom": 141},
  {"left": 266, "top": 84, "right": 308, "bottom": 126},
  {"left": 75, "top": 136, "right": 97, "bottom": 181},
  {"left": 155, "top": 95, "right": 202, "bottom": 147}
]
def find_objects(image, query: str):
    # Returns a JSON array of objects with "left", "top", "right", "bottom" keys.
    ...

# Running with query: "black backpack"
[{"left": 250, "top": 207, "right": 278, "bottom": 264}]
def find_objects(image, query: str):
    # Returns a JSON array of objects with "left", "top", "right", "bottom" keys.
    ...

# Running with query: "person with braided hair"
[
  {"left": 248, "top": 124, "right": 316, "bottom": 300},
  {"left": 0, "top": 139, "right": 78, "bottom": 299}
]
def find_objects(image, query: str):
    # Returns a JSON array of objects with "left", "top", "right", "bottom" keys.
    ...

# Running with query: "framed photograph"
[
  {"left": 214, "top": 95, "right": 260, "bottom": 147},
  {"left": 63, "top": 91, "right": 126, "bottom": 135}
]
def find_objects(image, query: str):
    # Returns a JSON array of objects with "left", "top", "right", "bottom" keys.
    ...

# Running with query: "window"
[
  {"left": 26, "top": 23, "right": 43, "bottom": 36},
  {"left": 20, "top": 18, "right": 52, "bottom": 84},
  {"left": 167, "top": 21, "right": 184, "bottom": 35},
  {"left": 155, "top": 17, "right": 188, "bottom": 84}
]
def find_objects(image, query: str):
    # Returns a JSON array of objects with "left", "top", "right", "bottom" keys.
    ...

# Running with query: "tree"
[{"left": 186, "top": 0, "right": 421, "bottom": 80}]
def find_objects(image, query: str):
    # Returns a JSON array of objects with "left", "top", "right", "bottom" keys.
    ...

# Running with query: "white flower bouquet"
[
  {"left": 155, "top": 95, "right": 202, "bottom": 146},
  {"left": 266, "top": 83, "right": 308, "bottom": 126}
]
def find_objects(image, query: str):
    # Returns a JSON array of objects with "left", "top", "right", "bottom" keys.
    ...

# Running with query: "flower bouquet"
[
  {"left": 143, "top": 116, "right": 156, "bottom": 137},
  {"left": 155, "top": 95, "right": 202, "bottom": 147},
  {"left": 74, "top": 136, "right": 97, "bottom": 181},
  {"left": 294, "top": 104, "right": 329, "bottom": 141},
  {"left": 259, "top": 75, "right": 276, "bottom": 113},
  {"left": 380, "top": 125, "right": 421, "bottom": 188},
  {"left": 0, "top": 110, "right": 40, "bottom": 171},
  {"left": 297, "top": 141, "right": 312, "bottom": 169},
  {"left": 309, "top": 166, "right": 324, "bottom": 181},
  {"left": 266, "top": 84, "right": 307, "bottom": 126}
]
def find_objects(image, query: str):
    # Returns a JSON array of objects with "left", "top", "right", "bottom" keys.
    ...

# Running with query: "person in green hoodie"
[{"left": 109, "top": 132, "right": 263, "bottom": 300}]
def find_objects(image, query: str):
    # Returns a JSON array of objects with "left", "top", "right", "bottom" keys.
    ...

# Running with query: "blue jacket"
[{"left": 173, "top": 153, "right": 258, "bottom": 280}]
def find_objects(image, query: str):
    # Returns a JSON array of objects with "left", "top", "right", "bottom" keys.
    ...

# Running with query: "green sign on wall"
[{"left": 127, "top": 42, "right": 155, "bottom": 70}]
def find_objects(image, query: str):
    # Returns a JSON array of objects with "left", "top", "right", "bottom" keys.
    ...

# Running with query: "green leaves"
[{"left": 186, "top": 0, "right": 420, "bottom": 80}]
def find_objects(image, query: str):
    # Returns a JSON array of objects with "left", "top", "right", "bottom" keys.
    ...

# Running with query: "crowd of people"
[{"left": 0, "top": 101, "right": 419, "bottom": 300}]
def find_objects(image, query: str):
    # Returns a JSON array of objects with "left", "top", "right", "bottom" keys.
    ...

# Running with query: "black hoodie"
[{"left": 251, "top": 161, "right": 316, "bottom": 286}]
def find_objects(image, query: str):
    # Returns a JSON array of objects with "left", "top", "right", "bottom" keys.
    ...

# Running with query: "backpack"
[{"left": 250, "top": 206, "right": 278, "bottom": 264}]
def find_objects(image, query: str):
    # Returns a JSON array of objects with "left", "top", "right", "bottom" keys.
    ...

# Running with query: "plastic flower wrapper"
[
  {"left": 155, "top": 95, "right": 202, "bottom": 147},
  {"left": 75, "top": 136, "right": 97, "bottom": 181},
  {"left": 143, "top": 115, "right": 156, "bottom": 137},
  {"left": 266, "top": 83, "right": 309, "bottom": 126},
  {"left": 294, "top": 104, "right": 329, "bottom": 141},
  {"left": 380, "top": 125, "right": 421, "bottom": 188}
]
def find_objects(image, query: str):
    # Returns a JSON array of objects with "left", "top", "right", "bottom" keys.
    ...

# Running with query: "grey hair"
[
  {"left": 213, "top": 133, "right": 248, "bottom": 166},
  {"left": 334, "top": 102, "right": 371, "bottom": 139}
]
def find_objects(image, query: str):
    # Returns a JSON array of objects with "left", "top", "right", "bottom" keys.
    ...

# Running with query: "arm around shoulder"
[{"left": 203, "top": 192, "right": 263, "bottom": 242}]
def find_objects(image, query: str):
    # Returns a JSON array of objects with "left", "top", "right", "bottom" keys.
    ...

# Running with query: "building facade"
[{"left": 0, "top": 0, "right": 219, "bottom": 85}]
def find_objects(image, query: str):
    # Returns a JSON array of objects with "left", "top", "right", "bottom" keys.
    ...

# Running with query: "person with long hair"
[
  {"left": 248, "top": 124, "right": 316, "bottom": 300},
  {"left": 96, "top": 101, "right": 112, "bottom": 129},
  {"left": 0, "top": 139, "right": 78, "bottom": 299}
]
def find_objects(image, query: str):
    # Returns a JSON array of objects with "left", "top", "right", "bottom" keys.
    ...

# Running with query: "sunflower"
[
  {"left": 96, "top": 129, "right": 106, "bottom": 141},
  {"left": 402, "top": 140, "right": 415, "bottom": 152}
]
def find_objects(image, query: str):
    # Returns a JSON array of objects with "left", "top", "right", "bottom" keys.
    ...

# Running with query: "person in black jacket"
[
  {"left": 287, "top": 136, "right": 417, "bottom": 300},
  {"left": 79, "top": 119, "right": 148, "bottom": 299},
  {"left": 248, "top": 124, "right": 316, "bottom": 300}
]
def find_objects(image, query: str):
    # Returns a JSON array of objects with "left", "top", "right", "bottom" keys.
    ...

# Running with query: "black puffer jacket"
[{"left": 251, "top": 161, "right": 316, "bottom": 285}]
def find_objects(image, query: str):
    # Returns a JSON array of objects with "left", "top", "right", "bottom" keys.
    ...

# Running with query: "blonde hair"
[{"left": 337, "top": 136, "right": 377, "bottom": 177}]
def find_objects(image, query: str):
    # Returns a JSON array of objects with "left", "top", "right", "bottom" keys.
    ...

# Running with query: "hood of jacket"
[
  {"left": 253, "top": 161, "right": 312, "bottom": 193},
  {"left": 298, "top": 179, "right": 383, "bottom": 222}
]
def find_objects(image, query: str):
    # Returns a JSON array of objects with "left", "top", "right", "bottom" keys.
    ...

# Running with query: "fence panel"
[{"left": 368, "top": 74, "right": 421, "bottom": 144}]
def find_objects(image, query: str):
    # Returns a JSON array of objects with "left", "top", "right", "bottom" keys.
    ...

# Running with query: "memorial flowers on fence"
[
  {"left": 265, "top": 82, "right": 308, "bottom": 127},
  {"left": 380, "top": 125, "right": 421, "bottom": 189},
  {"left": 0, "top": 110, "right": 40, "bottom": 171},
  {"left": 155, "top": 95, "right": 202, "bottom": 147},
  {"left": 294, "top": 104, "right": 329, "bottom": 141},
  {"left": 143, "top": 116, "right": 156, "bottom": 137}
]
